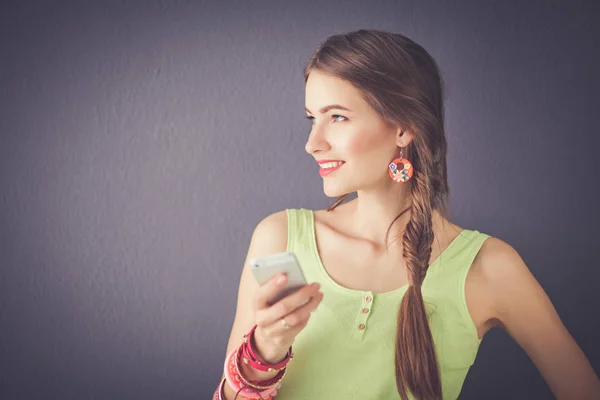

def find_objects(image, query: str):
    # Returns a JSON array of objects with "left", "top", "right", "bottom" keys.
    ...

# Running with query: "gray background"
[{"left": 1, "top": 0, "right": 599, "bottom": 399}]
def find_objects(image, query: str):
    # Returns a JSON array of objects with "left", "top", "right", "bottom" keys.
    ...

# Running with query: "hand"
[{"left": 252, "top": 273, "right": 323, "bottom": 363}]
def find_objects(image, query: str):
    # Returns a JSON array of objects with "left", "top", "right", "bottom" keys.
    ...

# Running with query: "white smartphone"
[{"left": 250, "top": 252, "right": 308, "bottom": 305}]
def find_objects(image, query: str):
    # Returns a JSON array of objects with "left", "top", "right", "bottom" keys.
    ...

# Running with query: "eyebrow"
[{"left": 305, "top": 104, "right": 352, "bottom": 114}]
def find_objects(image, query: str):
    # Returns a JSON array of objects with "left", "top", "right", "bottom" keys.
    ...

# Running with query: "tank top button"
[
  {"left": 358, "top": 323, "right": 366, "bottom": 330},
  {"left": 365, "top": 295, "right": 372, "bottom": 303},
  {"left": 362, "top": 307, "right": 369, "bottom": 314}
]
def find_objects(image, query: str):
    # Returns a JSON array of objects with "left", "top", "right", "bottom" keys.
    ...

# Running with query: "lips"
[
  {"left": 317, "top": 159, "right": 344, "bottom": 164},
  {"left": 319, "top": 161, "right": 345, "bottom": 177}
]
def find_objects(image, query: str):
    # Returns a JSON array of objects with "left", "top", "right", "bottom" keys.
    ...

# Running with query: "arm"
[
  {"left": 478, "top": 237, "right": 600, "bottom": 399},
  {"left": 213, "top": 210, "right": 322, "bottom": 400},
  {"left": 213, "top": 210, "right": 288, "bottom": 400}
]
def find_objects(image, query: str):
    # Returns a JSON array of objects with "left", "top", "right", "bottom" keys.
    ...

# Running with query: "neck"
[{"left": 342, "top": 185, "right": 439, "bottom": 249}]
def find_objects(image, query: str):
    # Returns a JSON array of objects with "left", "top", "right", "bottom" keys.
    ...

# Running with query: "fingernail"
[{"left": 276, "top": 274, "right": 286, "bottom": 285}]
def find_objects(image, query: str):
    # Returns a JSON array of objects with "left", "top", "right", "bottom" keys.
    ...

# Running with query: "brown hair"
[{"left": 303, "top": 29, "right": 451, "bottom": 399}]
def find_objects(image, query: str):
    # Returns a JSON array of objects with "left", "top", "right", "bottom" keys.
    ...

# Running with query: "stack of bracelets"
[{"left": 214, "top": 325, "right": 293, "bottom": 400}]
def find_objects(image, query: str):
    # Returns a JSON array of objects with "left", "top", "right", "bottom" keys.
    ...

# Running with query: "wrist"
[
  {"left": 239, "top": 358, "right": 280, "bottom": 382},
  {"left": 224, "top": 346, "right": 281, "bottom": 398},
  {"left": 253, "top": 327, "right": 290, "bottom": 364}
]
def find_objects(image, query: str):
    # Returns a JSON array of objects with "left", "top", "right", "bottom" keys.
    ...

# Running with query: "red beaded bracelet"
[
  {"left": 235, "top": 345, "right": 286, "bottom": 390},
  {"left": 225, "top": 346, "right": 278, "bottom": 399},
  {"left": 214, "top": 378, "right": 225, "bottom": 400},
  {"left": 241, "top": 325, "right": 293, "bottom": 373}
]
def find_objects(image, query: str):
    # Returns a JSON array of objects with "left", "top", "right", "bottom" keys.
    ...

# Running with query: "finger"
[
  {"left": 254, "top": 273, "right": 288, "bottom": 310},
  {"left": 276, "top": 291, "right": 323, "bottom": 331},
  {"left": 257, "top": 283, "right": 321, "bottom": 327},
  {"left": 258, "top": 311, "right": 310, "bottom": 341},
  {"left": 256, "top": 292, "right": 323, "bottom": 344}
]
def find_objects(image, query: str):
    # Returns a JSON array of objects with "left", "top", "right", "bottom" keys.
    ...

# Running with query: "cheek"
[
  {"left": 344, "top": 137, "right": 367, "bottom": 155},
  {"left": 344, "top": 130, "right": 389, "bottom": 157}
]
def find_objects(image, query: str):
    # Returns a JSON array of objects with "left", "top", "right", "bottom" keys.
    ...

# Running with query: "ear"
[{"left": 395, "top": 127, "right": 415, "bottom": 148}]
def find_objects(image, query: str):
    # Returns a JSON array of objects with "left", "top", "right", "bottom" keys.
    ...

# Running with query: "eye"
[{"left": 304, "top": 115, "right": 347, "bottom": 124}]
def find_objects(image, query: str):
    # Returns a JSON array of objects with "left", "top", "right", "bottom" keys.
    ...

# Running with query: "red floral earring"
[{"left": 388, "top": 147, "right": 413, "bottom": 183}]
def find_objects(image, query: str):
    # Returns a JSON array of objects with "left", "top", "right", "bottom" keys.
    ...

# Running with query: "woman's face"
[{"left": 304, "top": 70, "right": 406, "bottom": 197}]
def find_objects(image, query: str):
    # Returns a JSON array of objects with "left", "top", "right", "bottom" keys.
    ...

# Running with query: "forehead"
[{"left": 305, "top": 71, "right": 364, "bottom": 108}]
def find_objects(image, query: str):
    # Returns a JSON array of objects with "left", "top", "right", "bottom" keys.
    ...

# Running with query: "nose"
[{"left": 305, "top": 124, "right": 331, "bottom": 155}]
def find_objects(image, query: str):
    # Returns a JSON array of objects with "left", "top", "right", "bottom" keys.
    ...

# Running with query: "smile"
[{"left": 319, "top": 161, "right": 345, "bottom": 177}]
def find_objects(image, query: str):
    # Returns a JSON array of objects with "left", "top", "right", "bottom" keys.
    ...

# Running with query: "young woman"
[{"left": 213, "top": 29, "right": 600, "bottom": 399}]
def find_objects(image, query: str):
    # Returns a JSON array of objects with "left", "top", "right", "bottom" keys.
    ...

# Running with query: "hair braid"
[{"left": 395, "top": 168, "right": 442, "bottom": 399}]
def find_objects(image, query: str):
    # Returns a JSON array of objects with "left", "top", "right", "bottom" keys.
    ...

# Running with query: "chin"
[{"left": 323, "top": 182, "right": 355, "bottom": 198}]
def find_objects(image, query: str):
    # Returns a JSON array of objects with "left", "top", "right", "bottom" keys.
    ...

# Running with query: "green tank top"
[{"left": 275, "top": 208, "right": 491, "bottom": 399}]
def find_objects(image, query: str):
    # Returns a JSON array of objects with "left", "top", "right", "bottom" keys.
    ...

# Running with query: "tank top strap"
[
  {"left": 420, "top": 230, "right": 492, "bottom": 371},
  {"left": 415, "top": 229, "right": 493, "bottom": 323},
  {"left": 285, "top": 208, "right": 322, "bottom": 284},
  {"left": 285, "top": 208, "right": 312, "bottom": 255},
  {"left": 452, "top": 229, "right": 491, "bottom": 277},
  {"left": 455, "top": 229, "right": 492, "bottom": 301},
  {"left": 427, "top": 230, "right": 490, "bottom": 275}
]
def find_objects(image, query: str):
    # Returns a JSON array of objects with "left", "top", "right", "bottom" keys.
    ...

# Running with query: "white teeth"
[{"left": 321, "top": 161, "right": 344, "bottom": 169}]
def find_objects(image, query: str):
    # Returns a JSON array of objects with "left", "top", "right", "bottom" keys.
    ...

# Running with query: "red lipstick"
[{"left": 318, "top": 160, "right": 345, "bottom": 177}]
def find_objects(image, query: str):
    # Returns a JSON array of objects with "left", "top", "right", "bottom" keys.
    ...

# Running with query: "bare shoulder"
[
  {"left": 470, "top": 235, "right": 531, "bottom": 300},
  {"left": 250, "top": 209, "right": 289, "bottom": 254},
  {"left": 467, "top": 235, "right": 535, "bottom": 335}
]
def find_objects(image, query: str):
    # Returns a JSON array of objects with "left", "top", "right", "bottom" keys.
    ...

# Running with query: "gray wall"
[{"left": 1, "top": 1, "right": 598, "bottom": 399}]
